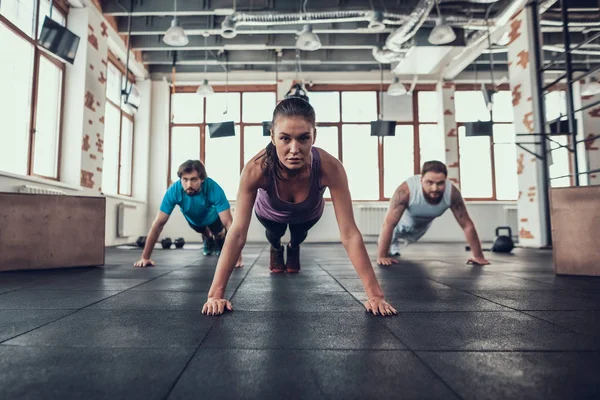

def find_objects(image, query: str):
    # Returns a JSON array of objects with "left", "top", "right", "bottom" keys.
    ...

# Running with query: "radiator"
[
  {"left": 18, "top": 185, "right": 65, "bottom": 195},
  {"left": 117, "top": 203, "right": 136, "bottom": 238},
  {"left": 357, "top": 205, "right": 388, "bottom": 235}
]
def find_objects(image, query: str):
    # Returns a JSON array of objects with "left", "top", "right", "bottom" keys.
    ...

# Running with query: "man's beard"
[{"left": 424, "top": 191, "right": 443, "bottom": 203}]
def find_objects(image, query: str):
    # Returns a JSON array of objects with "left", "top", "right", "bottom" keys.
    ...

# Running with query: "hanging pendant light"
[{"left": 163, "top": 0, "right": 189, "bottom": 47}]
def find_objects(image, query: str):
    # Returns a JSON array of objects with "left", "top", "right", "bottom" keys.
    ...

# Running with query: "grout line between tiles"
[
  {"left": 313, "top": 260, "right": 465, "bottom": 400},
  {"left": 161, "top": 244, "right": 268, "bottom": 400}
]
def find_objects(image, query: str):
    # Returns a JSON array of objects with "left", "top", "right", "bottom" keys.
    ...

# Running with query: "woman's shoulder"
[
  {"left": 241, "top": 149, "right": 268, "bottom": 188},
  {"left": 315, "top": 147, "right": 343, "bottom": 173}
]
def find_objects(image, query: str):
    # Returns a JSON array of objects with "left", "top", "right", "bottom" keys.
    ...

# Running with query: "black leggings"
[
  {"left": 189, "top": 216, "right": 225, "bottom": 238},
  {"left": 256, "top": 213, "right": 320, "bottom": 248}
]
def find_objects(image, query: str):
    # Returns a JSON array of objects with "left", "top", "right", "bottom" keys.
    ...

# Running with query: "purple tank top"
[{"left": 254, "top": 147, "right": 325, "bottom": 224}]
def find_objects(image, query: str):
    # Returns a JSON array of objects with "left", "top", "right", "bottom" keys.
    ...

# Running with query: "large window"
[
  {"left": 0, "top": 0, "right": 66, "bottom": 179},
  {"left": 101, "top": 60, "right": 135, "bottom": 196},
  {"left": 169, "top": 89, "right": 276, "bottom": 199},
  {"left": 455, "top": 89, "right": 518, "bottom": 200},
  {"left": 545, "top": 90, "right": 571, "bottom": 187},
  {"left": 170, "top": 84, "right": 517, "bottom": 201}
]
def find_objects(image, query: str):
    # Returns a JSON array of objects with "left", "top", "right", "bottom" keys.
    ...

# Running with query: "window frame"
[
  {"left": 0, "top": 0, "right": 68, "bottom": 181},
  {"left": 168, "top": 85, "right": 277, "bottom": 190},
  {"left": 454, "top": 84, "right": 517, "bottom": 201},
  {"left": 169, "top": 83, "right": 519, "bottom": 202},
  {"left": 103, "top": 54, "right": 136, "bottom": 197}
]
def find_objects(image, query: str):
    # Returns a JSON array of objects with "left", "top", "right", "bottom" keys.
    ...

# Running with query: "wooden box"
[
  {"left": 550, "top": 186, "right": 600, "bottom": 276},
  {"left": 0, "top": 193, "right": 105, "bottom": 272}
]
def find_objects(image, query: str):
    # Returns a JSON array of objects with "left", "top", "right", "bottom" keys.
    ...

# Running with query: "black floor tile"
[
  {"left": 230, "top": 290, "right": 363, "bottom": 311},
  {"left": 471, "top": 290, "right": 600, "bottom": 310},
  {"left": 130, "top": 277, "right": 242, "bottom": 292},
  {"left": 4, "top": 309, "right": 216, "bottom": 348},
  {"left": 0, "top": 289, "right": 120, "bottom": 309},
  {"left": 235, "top": 275, "right": 341, "bottom": 292},
  {"left": 0, "top": 309, "right": 74, "bottom": 342},
  {"left": 418, "top": 351, "right": 600, "bottom": 400},
  {"left": 499, "top": 272, "right": 600, "bottom": 291},
  {"left": 86, "top": 290, "right": 236, "bottom": 310},
  {"left": 0, "top": 345, "right": 193, "bottom": 400},
  {"left": 29, "top": 278, "right": 149, "bottom": 291},
  {"left": 202, "top": 311, "right": 406, "bottom": 350},
  {"left": 168, "top": 349, "right": 459, "bottom": 400},
  {"left": 351, "top": 288, "right": 510, "bottom": 312},
  {"left": 0, "top": 283, "right": 28, "bottom": 295},
  {"left": 379, "top": 312, "right": 600, "bottom": 351},
  {"left": 429, "top": 275, "right": 554, "bottom": 291},
  {"left": 524, "top": 311, "right": 600, "bottom": 336},
  {"left": 337, "top": 278, "right": 452, "bottom": 293}
]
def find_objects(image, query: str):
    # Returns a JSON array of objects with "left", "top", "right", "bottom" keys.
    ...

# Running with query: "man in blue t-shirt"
[{"left": 134, "top": 160, "right": 243, "bottom": 268}]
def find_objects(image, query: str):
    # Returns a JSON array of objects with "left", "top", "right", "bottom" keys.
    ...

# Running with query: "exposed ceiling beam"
[
  {"left": 102, "top": 0, "right": 416, "bottom": 16},
  {"left": 130, "top": 33, "right": 387, "bottom": 51},
  {"left": 117, "top": 16, "right": 395, "bottom": 36},
  {"left": 142, "top": 48, "right": 380, "bottom": 65}
]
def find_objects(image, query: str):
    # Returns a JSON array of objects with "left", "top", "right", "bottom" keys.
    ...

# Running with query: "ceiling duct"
[
  {"left": 385, "top": 0, "right": 435, "bottom": 52},
  {"left": 221, "top": 10, "right": 409, "bottom": 29},
  {"left": 372, "top": 48, "right": 406, "bottom": 64}
]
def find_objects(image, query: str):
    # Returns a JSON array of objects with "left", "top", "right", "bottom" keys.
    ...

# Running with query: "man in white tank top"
[{"left": 376, "top": 161, "right": 489, "bottom": 266}]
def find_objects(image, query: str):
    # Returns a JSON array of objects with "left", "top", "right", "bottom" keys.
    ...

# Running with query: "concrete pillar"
[
  {"left": 437, "top": 81, "right": 460, "bottom": 188},
  {"left": 80, "top": 8, "right": 109, "bottom": 192},
  {"left": 506, "top": 7, "right": 549, "bottom": 247}
]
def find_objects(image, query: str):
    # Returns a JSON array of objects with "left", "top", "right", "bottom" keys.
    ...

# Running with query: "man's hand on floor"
[{"left": 467, "top": 256, "right": 490, "bottom": 265}]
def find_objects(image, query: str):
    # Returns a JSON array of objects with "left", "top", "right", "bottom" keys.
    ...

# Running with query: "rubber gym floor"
[{"left": 1, "top": 242, "right": 599, "bottom": 399}]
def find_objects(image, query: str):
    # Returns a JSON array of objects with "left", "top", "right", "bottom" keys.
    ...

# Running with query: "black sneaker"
[
  {"left": 285, "top": 244, "right": 300, "bottom": 273},
  {"left": 203, "top": 237, "right": 215, "bottom": 256},
  {"left": 269, "top": 245, "right": 285, "bottom": 273}
]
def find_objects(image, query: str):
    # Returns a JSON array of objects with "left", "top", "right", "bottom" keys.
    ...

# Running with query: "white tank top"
[{"left": 399, "top": 175, "right": 453, "bottom": 231}]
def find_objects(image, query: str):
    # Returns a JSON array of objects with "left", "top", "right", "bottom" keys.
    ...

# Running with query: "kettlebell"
[
  {"left": 161, "top": 237, "right": 173, "bottom": 249},
  {"left": 174, "top": 237, "right": 185, "bottom": 249},
  {"left": 491, "top": 226, "right": 514, "bottom": 253}
]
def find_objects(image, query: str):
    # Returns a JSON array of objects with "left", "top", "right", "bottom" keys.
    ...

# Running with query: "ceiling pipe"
[{"left": 442, "top": 0, "right": 558, "bottom": 80}]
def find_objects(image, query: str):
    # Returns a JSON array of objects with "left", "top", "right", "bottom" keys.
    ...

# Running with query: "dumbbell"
[
  {"left": 174, "top": 237, "right": 185, "bottom": 249},
  {"left": 136, "top": 236, "right": 147, "bottom": 248},
  {"left": 161, "top": 237, "right": 173, "bottom": 249}
]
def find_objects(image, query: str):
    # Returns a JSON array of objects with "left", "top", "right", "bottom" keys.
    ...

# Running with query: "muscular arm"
[
  {"left": 206, "top": 160, "right": 263, "bottom": 300},
  {"left": 142, "top": 211, "right": 169, "bottom": 258},
  {"left": 450, "top": 185, "right": 486, "bottom": 261},
  {"left": 377, "top": 182, "right": 409, "bottom": 260},
  {"left": 322, "top": 152, "right": 385, "bottom": 300},
  {"left": 134, "top": 211, "right": 170, "bottom": 267},
  {"left": 218, "top": 209, "right": 234, "bottom": 231}
]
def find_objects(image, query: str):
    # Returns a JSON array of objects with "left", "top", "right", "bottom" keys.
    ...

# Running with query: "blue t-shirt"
[{"left": 160, "top": 177, "right": 230, "bottom": 228}]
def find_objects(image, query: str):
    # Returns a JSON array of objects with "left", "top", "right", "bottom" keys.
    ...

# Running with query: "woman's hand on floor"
[
  {"left": 377, "top": 256, "right": 399, "bottom": 266},
  {"left": 202, "top": 297, "right": 233, "bottom": 315},
  {"left": 133, "top": 258, "right": 155, "bottom": 268},
  {"left": 364, "top": 296, "right": 398, "bottom": 316}
]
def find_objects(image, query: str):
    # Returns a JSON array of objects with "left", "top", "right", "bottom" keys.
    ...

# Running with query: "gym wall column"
[
  {"left": 579, "top": 91, "right": 600, "bottom": 186},
  {"left": 506, "top": 8, "right": 548, "bottom": 248},
  {"left": 437, "top": 81, "right": 460, "bottom": 188},
  {"left": 80, "top": 7, "right": 109, "bottom": 193}
]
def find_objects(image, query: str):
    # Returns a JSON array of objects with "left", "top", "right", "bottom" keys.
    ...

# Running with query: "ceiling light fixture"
[
  {"left": 196, "top": 34, "right": 214, "bottom": 97},
  {"left": 428, "top": 1, "right": 456, "bottom": 45},
  {"left": 196, "top": 79, "right": 214, "bottom": 96},
  {"left": 387, "top": 76, "right": 407, "bottom": 96},
  {"left": 296, "top": 24, "right": 321, "bottom": 51},
  {"left": 163, "top": 0, "right": 189, "bottom": 46}
]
